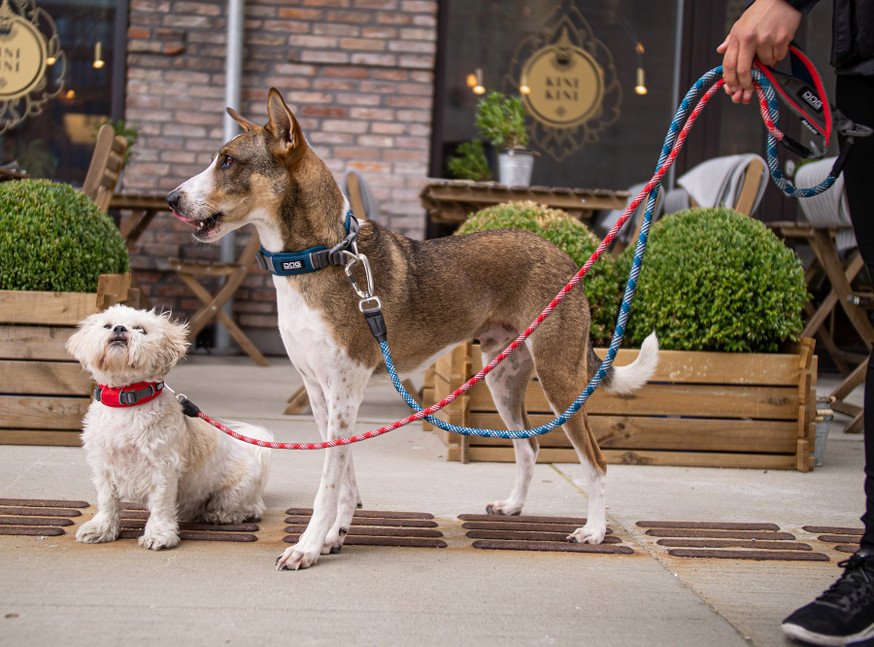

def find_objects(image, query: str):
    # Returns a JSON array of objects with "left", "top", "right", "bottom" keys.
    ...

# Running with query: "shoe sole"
[{"left": 783, "top": 621, "right": 874, "bottom": 646}]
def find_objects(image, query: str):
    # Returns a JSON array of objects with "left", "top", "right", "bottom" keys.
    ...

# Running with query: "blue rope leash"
[{"left": 377, "top": 65, "right": 836, "bottom": 440}]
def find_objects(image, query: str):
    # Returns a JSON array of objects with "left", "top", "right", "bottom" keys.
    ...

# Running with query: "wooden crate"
[
  {"left": 0, "top": 274, "right": 142, "bottom": 446},
  {"left": 424, "top": 339, "right": 817, "bottom": 471}
]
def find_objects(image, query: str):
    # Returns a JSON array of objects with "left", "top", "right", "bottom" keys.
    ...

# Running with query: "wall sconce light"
[
  {"left": 93, "top": 41, "right": 105, "bottom": 69},
  {"left": 47, "top": 55, "right": 57, "bottom": 65},
  {"left": 65, "top": 89, "right": 76, "bottom": 100},
  {"left": 469, "top": 68, "right": 485, "bottom": 95},
  {"left": 634, "top": 42, "right": 647, "bottom": 95},
  {"left": 519, "top": 73, "right": 531, "bottom": 95}
]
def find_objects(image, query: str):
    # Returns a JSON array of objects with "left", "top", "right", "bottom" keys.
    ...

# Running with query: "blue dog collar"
[{"left": 257, "top": 211, "right": 358, "bottom": 276}]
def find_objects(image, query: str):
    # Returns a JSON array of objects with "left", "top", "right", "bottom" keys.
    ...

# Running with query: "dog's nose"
[
  {"left": 167, "top": 190, "right": 180, "bottom": 211},
  {"left": 112, "top": 325, "right": 127, "bottom": 335}
]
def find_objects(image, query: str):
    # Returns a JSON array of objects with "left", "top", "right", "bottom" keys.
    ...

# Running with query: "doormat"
[
  {"left": 115, "top": 504, "right": 260, "bottom": 543},
  {"left": 283, "top": 508, "right": 447, "bottom": 549},
  {"left": 803, "top": 525, "right": 864, "bottom": 555},
  {"left": 0, "top": 498, "right": 87, "bottom": 536},
  {"left": 459, "top": 514, "right": 634, "bottom": 555},
  {"left": 637, "top": 520, "right": 830, "bottom": 561}
]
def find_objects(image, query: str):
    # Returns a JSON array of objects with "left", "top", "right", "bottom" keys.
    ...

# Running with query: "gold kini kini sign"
[
  {"left": 509, "top": 6, "right": 626, "bottom": 162},
  {"left": 0, "top": 0, "right": 64, "bottom": 134}
]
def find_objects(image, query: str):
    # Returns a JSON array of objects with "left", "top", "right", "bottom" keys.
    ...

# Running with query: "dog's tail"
[
  {"left": 223, "top": 420, "right": 273, "bottom": 493},
  {"left": 594, "top": 332, "right": 659, "bottom": 395}
]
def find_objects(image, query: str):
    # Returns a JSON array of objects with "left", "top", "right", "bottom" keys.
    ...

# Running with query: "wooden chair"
[
  {"left": 769, "top": 158, "right": 873, "bottom": 433},
  {"left": 170, "top": 232, "right": 269, "bottom": 367},
  {"left": 82, "top": 124, "right": 127, "bottom": 212}
]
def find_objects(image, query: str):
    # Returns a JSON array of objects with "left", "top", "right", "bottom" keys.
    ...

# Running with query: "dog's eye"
[
  {"left": 104, "top": 324, "right": 111, "bottom": 329},
  {"left": 134, "top": 327, "right": 146, "bottom": 335},
  {"left": 219, "top": 154, "right": 235, "bottom": 170}
]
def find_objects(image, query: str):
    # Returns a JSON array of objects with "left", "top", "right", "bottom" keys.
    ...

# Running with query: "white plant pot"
[{"left": 498, "top": 148, "right": 535, "bottom": 187}]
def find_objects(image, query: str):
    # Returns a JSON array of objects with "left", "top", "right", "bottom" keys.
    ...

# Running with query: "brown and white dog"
[{"left": 167, "top": 88, "right": 658, "bottom": 570}]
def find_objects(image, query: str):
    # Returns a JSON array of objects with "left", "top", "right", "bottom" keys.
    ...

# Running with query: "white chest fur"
[{"left": 273, "top": 277, "right": 343, "bottom": 375}]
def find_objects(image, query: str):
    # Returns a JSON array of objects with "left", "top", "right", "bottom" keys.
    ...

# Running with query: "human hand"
[{"left": 717, "top": 0, "right": 803, "bottom": 104}]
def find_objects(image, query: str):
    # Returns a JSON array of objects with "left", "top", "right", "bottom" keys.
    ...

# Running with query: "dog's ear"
[
  {"left": 65, "top": 321, "right": 90, "bottom": 366},
  {"left": 156, "top": 314, "right": 190, "bottom": 373},
  {"left": 265, "top": 87, "right": 307, "bottom": 163},
  {"left": 227, "top": 107, "right": 261, "bottom": 133}
]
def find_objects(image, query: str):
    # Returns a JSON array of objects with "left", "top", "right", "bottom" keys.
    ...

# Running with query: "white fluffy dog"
[{"left": 66, "top": 305, "right": 272, "bottom": 550}]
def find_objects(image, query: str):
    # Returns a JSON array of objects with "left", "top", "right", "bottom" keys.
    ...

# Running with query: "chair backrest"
[
  {"left": 82, "top": 124, "right": 127, "bottom": 212},
  {"left": 343, "top": 170, "right": 380, "bottom": 223},
  {"left": 796, "top": 157, "right": 855, "bottom": 251},
  {"left": 671, "top": 153, "right": 768, "bottom": 217}
]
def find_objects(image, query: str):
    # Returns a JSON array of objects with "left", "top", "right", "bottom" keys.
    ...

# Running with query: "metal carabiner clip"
[{"left": 344, "top": 252, "right": 375, "bottom": 300}]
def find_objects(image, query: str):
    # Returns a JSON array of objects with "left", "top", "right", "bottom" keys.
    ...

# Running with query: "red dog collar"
[{"left": 93, "top": 381, "right": 164, "bottom": 407}]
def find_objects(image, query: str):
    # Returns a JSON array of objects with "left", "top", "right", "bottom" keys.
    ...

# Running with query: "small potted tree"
[
  {"left": 475, "top": 91, "right": 536, "bottom": 186},
  {"left": 0, "top": 179, "right": 136, "bottom": 446}
]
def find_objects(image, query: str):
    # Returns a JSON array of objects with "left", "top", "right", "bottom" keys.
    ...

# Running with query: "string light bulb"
[
  {"left": 634, "top": 42, "right": 647, "bottom": 95},
  {"left": 519, "top": 72, "right": 531, "bottom": 95},
  {"left": 472, "top": 68, "right": 485, "bottom": 95},
  {"left": 93, "top": 41, "right": 105, "bottom": 69}
]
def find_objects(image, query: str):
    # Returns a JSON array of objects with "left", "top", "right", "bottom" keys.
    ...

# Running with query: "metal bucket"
[{"left": 498, "top": 149, "right": 535, "bottom": 187}]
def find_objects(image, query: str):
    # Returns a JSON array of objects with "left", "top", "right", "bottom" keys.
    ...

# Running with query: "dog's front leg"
[
  {"left": 77, "top": 467, "right": 123, "bottom": 544},
  {"left": 276, "top": 445, "right": 351, "bottom": 570},
  {"left": 276, "top": 370, "right": 367, "bottom": 570},
  {"left": 140, "top": 476, "right": 181, "bottom": 550}
]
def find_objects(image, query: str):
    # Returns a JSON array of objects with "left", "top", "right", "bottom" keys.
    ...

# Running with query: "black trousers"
[{"left": 836, "top": 73, "right": 874, "bottom": 550}]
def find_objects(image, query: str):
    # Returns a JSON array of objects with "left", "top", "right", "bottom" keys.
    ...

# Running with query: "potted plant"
[
  {"left": 447, "top": 140, "right": 492, "bottom": 182},
  {"left": 424, "top": 206, "right": 818, "bottom": 471},
  {"left": 0, "top": 179, "right": 135, "bottom": 446},
  {"left": 475, "top": 91, "right": 536, "bottom": 186}
]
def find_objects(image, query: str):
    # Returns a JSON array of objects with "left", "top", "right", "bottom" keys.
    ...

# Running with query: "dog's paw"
[
  {"left": 567, "top": 524, "right": 605, "bottom": 545},
  {"left": 276, "top": 545, "right": 320, "bottom": 571},
  {"left": 485, "top": 500, "right": 523, "bottom": 516},
  {"left": 321, "top": 527, "right": 348, "bottom": 555},
  {"left": 76, "top": 520, "right": 119, "bottom": 544},
  {"left": 202, "top": 511, "right": 249, "bottom": 525},
  {"left": 138, "top": 530, "right": 180, "bottom": 550}
]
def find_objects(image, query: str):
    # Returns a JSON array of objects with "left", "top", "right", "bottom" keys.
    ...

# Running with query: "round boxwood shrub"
[
  {"left": 456, "top": 201, "right": 621, "bottom": 346},
  {"left": 0, "top": 179, "right": 129, "bottom": 292},
  {"left": 617, "top": 207, "right": 807, "bottom": 352}
]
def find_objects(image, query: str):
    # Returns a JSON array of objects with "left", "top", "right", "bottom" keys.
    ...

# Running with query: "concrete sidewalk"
[{"left": 0, "top": 355, "right": 867, "bottom": 646}]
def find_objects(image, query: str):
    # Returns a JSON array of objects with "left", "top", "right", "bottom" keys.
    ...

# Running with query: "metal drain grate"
[
  {"left": 114, "top": 505, "right": 260, "bottom": 542},
  {"left": 459, "top": 514, "right": 634, "bottom": 555},
  {"left": 283, "top": 508, "right": 447, "bottom": 549},
  {"left": 0, "top": 498, "right": 87, "bottom": 536},
  {"left": 637, "top": 521, "right": 830, "bottom": 561},
  {"left": 804, "top": 526, "right": 864, "bottom": 554}
]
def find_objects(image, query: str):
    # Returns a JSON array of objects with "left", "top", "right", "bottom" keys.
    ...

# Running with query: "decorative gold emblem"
[
  {"left": 507, "top": 6, "right": 621, "bottom": 162},
  {"left": 0, "top": 0, "right": 64, "bottom": 133}
]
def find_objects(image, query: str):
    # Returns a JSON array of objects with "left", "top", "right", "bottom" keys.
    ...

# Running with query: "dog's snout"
[
  {"left": 167, "top": 190, "right": 180, "bottom": 211},
  {"left": 112, "top": 325, "right": 128, "bottom": 335}
]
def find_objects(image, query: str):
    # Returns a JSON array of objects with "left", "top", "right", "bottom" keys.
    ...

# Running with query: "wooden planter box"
[
  {"left": 0, "top": 274, "right": 142, "bottom": 446},
  {"left": 422, "top": 338, "right": 817, "bottom": 472}
]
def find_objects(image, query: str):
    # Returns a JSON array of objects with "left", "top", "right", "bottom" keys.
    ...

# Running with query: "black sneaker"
[{"left": 782, "top": 550, "right": 874, "bottom": 646}]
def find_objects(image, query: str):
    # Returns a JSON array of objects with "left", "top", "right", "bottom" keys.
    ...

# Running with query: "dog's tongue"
[{"left": 171, "top": 209, "right": 198, "bottom": 228}]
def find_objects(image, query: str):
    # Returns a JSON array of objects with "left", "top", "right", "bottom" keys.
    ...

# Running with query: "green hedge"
[
  {"left": 0, "top": 179, "right": 129, "bottom": 293},
  {"left": 618, "top": 207, "right": 807, "bottom": 352},
  {"left": 456, "top": 201, "right": 620, "bottom": 346}
]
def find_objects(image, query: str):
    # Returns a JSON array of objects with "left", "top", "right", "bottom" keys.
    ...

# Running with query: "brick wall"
[{"left": 121, "top": 0, "right": 437, "bottom": 348}]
